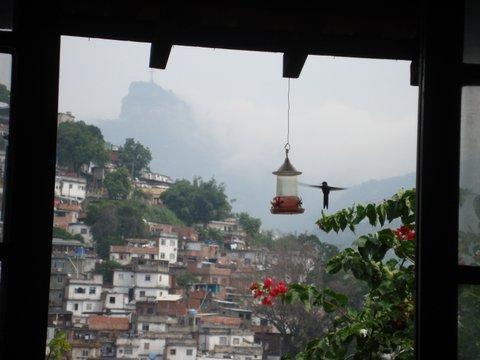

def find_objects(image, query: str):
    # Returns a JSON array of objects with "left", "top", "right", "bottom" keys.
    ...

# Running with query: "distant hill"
[
  {"left": 96, "top": 80, "right": 216, "bottom": 180},
  {"left": 93, "top": 80, "right": 415, "bottom": 248}
]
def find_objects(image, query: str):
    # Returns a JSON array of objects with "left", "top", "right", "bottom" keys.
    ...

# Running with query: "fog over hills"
[{"left": 94, "top": 80, "right": 415, "bottom": 245}]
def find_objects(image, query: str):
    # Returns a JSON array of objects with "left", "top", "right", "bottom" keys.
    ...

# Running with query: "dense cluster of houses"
[{"left": 47, "top": 113, "right": 284, "bottom": 359}]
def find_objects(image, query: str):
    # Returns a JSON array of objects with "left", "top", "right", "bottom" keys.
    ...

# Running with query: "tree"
[
  {"left": 144, "top": 205, "right": 184, "bottom": 226},
  {"left": 176, "top": 271, "right": 200, "bottom": 288},
  {"left": 280, "top": 189, "right": 416, "bottom": 359},
  {"left": 96, "top": 235, "right": 124, "bottom": 260},
  {"left": 251, "top": 230, "right": 275, "bottom": 249},
  {"left": 94, "top": 259, "right": 121, "bottom": 284},
  {"left": 237, "top": 212, "right": 261, "bottom": 237},
  {"left": 197, "top": 226, "right": 224, "bottom": 244},
  {"left": 85, "top": 199, "right": 147, "bottom": 259},
  {"left": 104, "top": 168, "right": 132, "bottom": 200},
  {"left": 160, "top": 177, "right": 231, "bottom": 225},
  {"left": 46, "top": 330, "right": 71, "bottom": 360},
  {"left": 56, "top": 121, "right": 108, "bottom": 174},
  {"left": 52, "top": 226, "right": 84, "bottom": 241},
  {"left": 0, "top": 83, "right": 10, "bottom": 104},
  {"left": 118, "top": 138, "right": 152, "bottom": 178}
]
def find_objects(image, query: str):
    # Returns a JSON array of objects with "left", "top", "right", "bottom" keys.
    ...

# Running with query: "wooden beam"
[
  {"left": 149, "top": 42, "right": 172, "bottom": 69},
  {"left": 283, "top": 52, "right": 308, "bottom": 78}
]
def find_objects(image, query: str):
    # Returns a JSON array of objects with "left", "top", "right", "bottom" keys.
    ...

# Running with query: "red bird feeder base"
[{"left": 270, "top": 196, "right": 305, "bottom": 214}]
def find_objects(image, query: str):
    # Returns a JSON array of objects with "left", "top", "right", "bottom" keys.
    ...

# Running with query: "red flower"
[
  {"left": 253, "top": 289, "right": 263, "bottom": 298},
  {"left": 394, "top": 226, "right": 415, "bottom": 241},
  {"left": 263, "top": 277, "right": 273, "bottom": 289},
  {"left": 275, "top": 282, "right": 288, "bottom": 294},
  {"left": 261, "top": 296, "right": 273, "bottom": 306},
  {"left": 269, "top": 287, "right": 279, "bottom": 297}
]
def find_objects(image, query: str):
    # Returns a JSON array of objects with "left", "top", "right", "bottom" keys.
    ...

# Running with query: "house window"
[
  {"left": 74, "top": 287, "right": 85, "bottom": 294},
  {"left": 144, "top": 342, "right": 150, "bottom": 350},
  {"left": 69, "top": 184, "right": 73, "bottom": 189},
  {"left": 74, "top": 303, "right": 79, "bottom": 311},
  {"left": 56, "top": 276, "right": 63, "bottom": 283},
  {"left": 170, "top": 348, "right": 176, "bottom": 355},
  {"left": 140, "top": 291, "right": 146, "bottom": 297},
  {"left": 160, "top": 253, "right": 165, "bottom": 259},
  {"left": 86, "top": 303, "right": 92, "bottom": 310},
  {"left": 109, "top": 296, "right": 115, "bottom": 304},
  {"left": 142, "top": 323, "right": 149, "bottom": 331},
  {"left": 169, "top": 253, "right": 175, "bottom": 260},
  {"left": 170, "top": 239, "right": 175, "bottom": 246},
  {"left": 89, "top": 287, "right": 96, "bottom": 294},
  {"left": 219, "top": 337, "right": 227, "bottom": 345},
  {"left": 118, "top": 273, "right": 124, "bottom": 279},
  {"left": 145, "top": 274, "right": 151, "bottom": 281},
  {"left": 81, "top": 228, "right": 87, "bottom": 234},
  {"left": 124, "top": 348, "right": 133, "bottom": 355},
  {"left": 186, "top": 349, "right": 193, "bottom": 356},
  {"left": 147, "top": 307, "right": 154, "bottom": 315},
  {"left": 233, "top": 338, "right": 240, "bottom": 345},
  {"left": 161, "top": 239, "right": 166, "bottom": 245},
  {"left": 82, "top": 349, "right": 89, "bottom": 356}
]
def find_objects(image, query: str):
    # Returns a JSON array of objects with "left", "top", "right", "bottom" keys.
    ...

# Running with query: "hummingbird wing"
[
  {"left": 328, "top": 186, "right": 347, "bottom": 191},
  {"left": 299, "top": 183, "right": 323, "bottom": 189}
]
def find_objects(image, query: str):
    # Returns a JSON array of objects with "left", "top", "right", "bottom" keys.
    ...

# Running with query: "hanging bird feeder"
[{"left": 270, "top": 79, "right": 304, "bottom": 215}]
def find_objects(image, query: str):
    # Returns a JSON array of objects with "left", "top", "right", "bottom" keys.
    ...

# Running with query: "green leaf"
[{"left": 366, "top": 204, "right": 377, "bottom": 226}]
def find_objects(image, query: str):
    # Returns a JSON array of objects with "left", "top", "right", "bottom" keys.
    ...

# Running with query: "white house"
[
  {"left": 133, "top": 272, "right": 170, "bottom": 302},
  {"left": 164, "top": 340, "right": 197, "bottom": 360},
  {"left": 67, "top": 222, "right": 93, "bottom": 244},
  {"left": 157, "top": 232, "right": 178, "bottom": 263},
  {"left": 198, "top": 327, "right": 255, "bottom": 351},
  {"left": 116, "top": 337, "right": 166, "bottom": 359},
  {"left": 55, "top": 175, "right": 87, "bottom": 201},
  {"left": 136, "top": 315, "right": 170, "bottom": 334},
  {"left": 112, "top": 269, "right": 135, "bottom": 294},
  {"left": 112, "top": 260, "right": 170, "bottom": 302},
  {"left": 103, "top": 291, "right": 130, "bottom": 313},
  {"left": 110, "top": 245, "right": 158, "bottom": 266},
  {"left": 64, "top": 275, "right": 103, "bottom": 325}
]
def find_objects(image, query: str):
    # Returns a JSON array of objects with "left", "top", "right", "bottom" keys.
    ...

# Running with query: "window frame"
[{"left": 0, "top": 2, "right": 476, "bottom": 359}]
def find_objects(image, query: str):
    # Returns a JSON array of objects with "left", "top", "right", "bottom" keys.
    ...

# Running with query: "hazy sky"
[{"left": 59, "top": 36, "right": 418, "bottom": 188}]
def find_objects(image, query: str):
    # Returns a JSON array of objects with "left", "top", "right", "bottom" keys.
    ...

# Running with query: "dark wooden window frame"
[{"left": 0, "top": 1, "right": 477, "bottom": 358}]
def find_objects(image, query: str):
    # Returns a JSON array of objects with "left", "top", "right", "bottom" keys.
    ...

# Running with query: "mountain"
[
  {"left": 96, "top": 80, "right": 216, "bottom": 180},
  {"left": 93, "top": 80, "right": 415, "bottom": 247}
]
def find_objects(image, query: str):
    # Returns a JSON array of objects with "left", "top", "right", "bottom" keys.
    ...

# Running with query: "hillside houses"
[{"left": 47, "top": 111, "right": 284, "bottom": 359}]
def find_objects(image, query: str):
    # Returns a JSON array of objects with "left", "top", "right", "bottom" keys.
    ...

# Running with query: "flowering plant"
[
  {"left": 250, "top": 277, "right": 288, "bottom": 306},
  {"left": 282, "top": 189, "right": 416, "bottom": 359}
]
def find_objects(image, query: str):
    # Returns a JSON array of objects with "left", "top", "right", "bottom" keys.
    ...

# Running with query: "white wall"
[
  {"left": 134, "top": 288, "right": 165, "bottom": 301},
  {"left": 68, "top": 223, "right": 93, "bottom": 243},
  {"left": 135, "top": 272, "right": 169, "bottom": 288},
  {"left": 158, "top": 236, "right": 178, "bottom": 263},
  {"left": 55, "top": 177, "right": 87, "bottom": 200},
  {"left": 199, "top": 334, "right": 254, "bottom": 351},
  {"left": 66, "top": 284, "right": 102, "bottom": 301},
  {"left": 104, "top": 293, "right": 128, "bottom": 310},
  {"left": 137, "top": 321, "right": 167, "bottom": 333},
  {"left": 113, "top": 270, "right": 135, "bottom": 288},
  {"left": 116, "top": 338, "right": 165, "bottom": 359},
  {"left": 165, "top": 345, "right": 196, "bottom": 360},
  {"left": 65, "top": 299, "right": 102, "bottom": 317}
]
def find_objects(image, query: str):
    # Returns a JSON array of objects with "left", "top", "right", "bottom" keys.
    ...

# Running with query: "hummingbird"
[{"left": 300, "top": 181, "right": 347, "bottom": 209}]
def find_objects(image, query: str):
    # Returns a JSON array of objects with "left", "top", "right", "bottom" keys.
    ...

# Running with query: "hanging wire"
[{"left": 285, "top": 78, "right": 291, "bottom": 154}]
